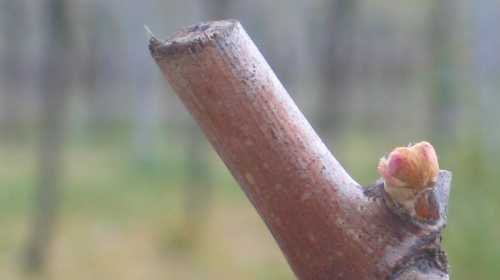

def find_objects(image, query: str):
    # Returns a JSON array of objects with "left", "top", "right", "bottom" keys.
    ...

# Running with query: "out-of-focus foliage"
[{"left": 0, "top": 0, "right": 499, "bottom": 279}]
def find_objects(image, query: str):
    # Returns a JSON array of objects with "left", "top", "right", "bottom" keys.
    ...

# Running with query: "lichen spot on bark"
[{"left": 245, "top": 172, "right": 255, "bottom": 185}]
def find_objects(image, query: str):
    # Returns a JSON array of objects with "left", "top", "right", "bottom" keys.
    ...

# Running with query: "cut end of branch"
[{"left": 148, "top": 19, "right": 240, "bottom": 60}]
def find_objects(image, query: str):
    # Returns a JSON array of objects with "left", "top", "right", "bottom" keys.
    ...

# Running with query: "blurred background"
[{"left": 0, "top": 0, "right": 499, "bottom": 279}]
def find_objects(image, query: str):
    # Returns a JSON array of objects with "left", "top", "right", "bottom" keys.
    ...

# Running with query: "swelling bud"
[{"left": 378, "top": 141, "right": 440, "bottom": 212}]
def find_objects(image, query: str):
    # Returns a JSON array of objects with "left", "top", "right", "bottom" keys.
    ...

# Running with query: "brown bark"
[{"left": 149, "top": 20, "right": 451, "bottom": 280}]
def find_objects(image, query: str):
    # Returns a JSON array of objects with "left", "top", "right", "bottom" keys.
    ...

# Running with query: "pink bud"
[{"left": 378, "top": 141, "right": 439, "bottom": 190}]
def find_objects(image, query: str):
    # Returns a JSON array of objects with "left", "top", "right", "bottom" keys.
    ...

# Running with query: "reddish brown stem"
[{"left": 149, "top": 20, "right": 450, "bottom": 280}]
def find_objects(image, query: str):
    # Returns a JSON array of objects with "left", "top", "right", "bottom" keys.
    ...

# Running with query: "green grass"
[{"left": 0, "top": 126, "right": 498, "bottom": 279}]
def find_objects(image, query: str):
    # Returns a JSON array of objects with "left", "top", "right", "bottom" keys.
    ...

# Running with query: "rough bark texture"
[{"left": 149, "top": 20, "right": 451, "bottom": 280}]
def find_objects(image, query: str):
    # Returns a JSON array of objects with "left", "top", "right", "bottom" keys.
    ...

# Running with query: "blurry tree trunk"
[
  {"left": 24, "top": 0, "right": 70, "bottom": 273},
  {"left": 122, "top": 0, "right": 157, "bottom": 164},
  {"left": 315, "top": 0, "right": 358, "bottom": 139},
  {"left": 0, "top": 0, "right": 27, "bottom": 142},
  {"left": 78, "top": 1, "right": 128, "bottom": 134},
  {"left": 149, "top": 20, "right": 451, "bottom": 279},
  {"left": 474, "top": 0, "right": 500, "bottom": 163},
  {"left": 429, "top": 0, "right": 457, "bottom": 144},
  {"left": 80, "top": 1, "right": 111, "bottom": 132}
]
